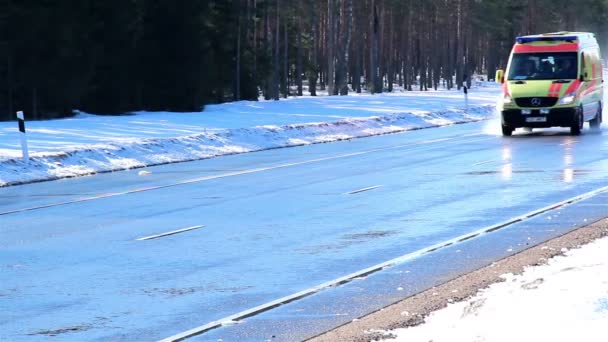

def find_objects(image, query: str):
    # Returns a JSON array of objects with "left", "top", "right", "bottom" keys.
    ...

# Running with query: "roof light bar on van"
[{"left": 516, "top": 36, "right": 578, "bottom": 44}]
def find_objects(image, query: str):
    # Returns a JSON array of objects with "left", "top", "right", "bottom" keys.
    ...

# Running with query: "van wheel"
[
  {"left": 502, "top": 124, "right": 514, "bottom": 136},
  {"left": 590, "top": 102, "right": 602, "bottom": 130},
  {"left": 570, "top": 109, "right": 583, "bottom": 135}
]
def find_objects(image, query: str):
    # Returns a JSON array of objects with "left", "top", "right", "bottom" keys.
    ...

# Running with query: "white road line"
[
  {"left": 158, "top": 184, "right": 608, "bottom": 342},
  {"left": 345, "top": 185, "right": 383, "bottom": 195},
  {"left": 1, "top": 134, "right": 487, "bottom": 217},
  {"left": 136, "top": 225, "right": 204, "bottom": 241},
  {"left": 473, "top": 159, "right": 495, "bottom": 166}
]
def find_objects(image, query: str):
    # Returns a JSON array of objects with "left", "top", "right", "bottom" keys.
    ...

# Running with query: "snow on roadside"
[
  {"left": 0, "top": 87, "right": 499, "bottom": 186},
  {"left": 380, "top": 236, "right": 608, "bottom": 342}
]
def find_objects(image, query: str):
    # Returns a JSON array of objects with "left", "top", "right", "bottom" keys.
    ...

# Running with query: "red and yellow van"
[{"left": 496, "top": 32, "right": 603, "bottom": 136}]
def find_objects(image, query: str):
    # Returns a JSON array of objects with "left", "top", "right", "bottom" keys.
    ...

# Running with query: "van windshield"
[{"left": 508, "top": 52, "right": 578, "bottom": 81}]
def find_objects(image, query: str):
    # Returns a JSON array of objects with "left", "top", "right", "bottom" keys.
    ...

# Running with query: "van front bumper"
[{"left": 501, "top": 108, "right": 579, "bottom": 128}]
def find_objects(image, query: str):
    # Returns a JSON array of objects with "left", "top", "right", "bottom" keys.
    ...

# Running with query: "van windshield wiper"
[{"left": 552, "top": 79, "right": 572, "bottom": 83}]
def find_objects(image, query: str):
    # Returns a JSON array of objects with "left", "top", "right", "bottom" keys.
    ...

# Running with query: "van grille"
[{"left": 515, "top": 97, "right": 558, "bottom": 107}]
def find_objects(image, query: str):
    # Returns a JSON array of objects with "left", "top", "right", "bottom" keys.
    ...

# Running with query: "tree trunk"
[
  {"left": 377, "top": 4, "right": 385, "bottom": 92},
  {"left": 387, "top": 10, "right": 394, "bottom": 93},
  {"left": 327, "top": 0, "right": 336, "bottom": 96},
  {"left": 252, "top": 0, "right": 258, "bottom": 94},
  {"left": 353, "top": 5, "right": 361, "bottom": 94},
  {"left": 296, "top": 15, "right": 303, "bottom": 96},
  {"left": 369, "top": 0, "right": 379, "bottom": 94},
  {"left": 282, "top": 19, "right": 288, "bottom": 98},
  {"left": 235, "top": 3, "right": 241, "bottom": 101},
  {"left": 263, "top": 4, "right": 272, "bottom": 100},
  {"left": 273, "top": 0, "right": 280, "bottom": 100},
  {"left": 338, "top": 0, "right": 352, "bottom": 95},
  {"left": 308, "top": 0, "right": 318, "bottom": 96},
  {"left": 319, "top": 7, "right": 326, "bottom": 91},
  {"left": 455, "top": 0, "right": 463, "bottom": 90}
]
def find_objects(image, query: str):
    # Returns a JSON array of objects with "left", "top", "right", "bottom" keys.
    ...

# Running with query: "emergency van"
[{"left": 496, "top": 32, "right": 603, "bottom": 136}]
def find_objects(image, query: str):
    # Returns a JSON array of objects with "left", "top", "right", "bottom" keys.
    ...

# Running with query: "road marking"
[
  {"left": 473, "top": 159, "right": 494, "bottom": 166},
  {"left": 1, "top": 134, "right": 488, "bottom": 217},
  {"left": 158, "top": 184, "right": 608, "bottom": 341},
  {"left": 344, "top": 185, "right": 383, "bottom": 195},
  {"left": 136, "top": 225, "right": 204, "bottom": 241}
]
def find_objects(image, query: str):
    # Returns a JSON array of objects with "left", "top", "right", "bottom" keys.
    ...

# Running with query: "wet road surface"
[{"left": 2, "top": 121, "right": 608, "bottom": 341}]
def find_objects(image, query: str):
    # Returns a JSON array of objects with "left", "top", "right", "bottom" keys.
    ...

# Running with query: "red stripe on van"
[
  {"left": 547, "top": 83, "right": 557, "bottom": 97},
  {"left": 564, "top": 79, "right": 582, "bottom": 94},
  {"left": 580, "top": 81, "right": 598, "bottom": 97},
  {"left": 549, "top": 83, "right": 563, "bottom": 97},
  {"left": 513, "top": 44, "right": 579, "bottom": 53}
]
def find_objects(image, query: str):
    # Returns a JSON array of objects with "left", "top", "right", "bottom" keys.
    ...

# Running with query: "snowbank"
[
  {"left": 0, "top": 87, "right": 499, "bottom": 186},
  {"left": 383, "top": 235, "right": 608, "bottom": 342}
]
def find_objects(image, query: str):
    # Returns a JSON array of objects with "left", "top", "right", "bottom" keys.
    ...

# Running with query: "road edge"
[{"left": 307, "top": 217, "right": 608, "bottom": 342}]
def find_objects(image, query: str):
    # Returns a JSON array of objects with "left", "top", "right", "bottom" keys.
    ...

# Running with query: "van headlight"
[
  {"left": 559, "top": 92, "right": 576, "bottom": 105},
  {"left": 502, "top": 94, "right": 513, "bottom": 105}
]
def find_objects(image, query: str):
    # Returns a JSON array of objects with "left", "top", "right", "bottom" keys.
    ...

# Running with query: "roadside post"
[{"left": 16, "top": 111, "right": 29, "bottom": 161}]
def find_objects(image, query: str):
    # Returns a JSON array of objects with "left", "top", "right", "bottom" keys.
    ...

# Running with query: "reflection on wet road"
[{"left": 1, "top": 120, "right": 608, "bottom": 341}]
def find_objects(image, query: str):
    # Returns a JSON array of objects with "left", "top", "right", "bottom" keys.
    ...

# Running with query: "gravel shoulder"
[{"left": 308, "top": 218, "right": 608, "bottom": 342}]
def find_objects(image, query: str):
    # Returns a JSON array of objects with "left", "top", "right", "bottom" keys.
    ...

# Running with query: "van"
[{"left": 495, "top": 32, "right": 603, "bottom": 136}]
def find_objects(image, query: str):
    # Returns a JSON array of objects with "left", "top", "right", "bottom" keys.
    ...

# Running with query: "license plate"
[{"left": 526, "top": 117, "right": 547, "bottom": 123}]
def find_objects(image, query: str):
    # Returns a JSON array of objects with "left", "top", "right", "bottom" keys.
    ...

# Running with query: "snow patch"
[
  {"left": 0, "top": 87, "right": 499, "bottom": 186},
  {"left": 384, "top": 236, "right": 608, "bottom": 342}
]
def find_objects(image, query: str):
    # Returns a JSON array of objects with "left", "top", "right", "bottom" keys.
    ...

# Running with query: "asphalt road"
[{"left": 2, "top": 120, "right": 608, "bottom": 341}]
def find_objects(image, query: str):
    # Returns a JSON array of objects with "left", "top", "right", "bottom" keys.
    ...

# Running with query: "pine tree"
[{"left": 3, "top": 0, "right": 608, "bottom": 121}]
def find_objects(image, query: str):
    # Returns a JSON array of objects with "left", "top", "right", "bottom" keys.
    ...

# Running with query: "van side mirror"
[{"left": 495, "top": 70, "right": 505, "bottom": 84}]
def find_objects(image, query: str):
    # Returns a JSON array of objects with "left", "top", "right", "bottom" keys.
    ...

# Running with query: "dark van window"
[
  {"left": 508, "top": 52, "right": 577, "bottom": 80},
  {"left": 581, "top": 52, "right": 586, "bottom": 78}
]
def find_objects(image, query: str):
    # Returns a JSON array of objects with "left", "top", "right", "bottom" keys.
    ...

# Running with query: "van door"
[{"left": 580, "top": 51, "right": 600, "bottom": 121}]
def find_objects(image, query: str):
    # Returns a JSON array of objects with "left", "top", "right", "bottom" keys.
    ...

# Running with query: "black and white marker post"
[{"left": 16, "top": 111, "right": 29, "bottom": 161}]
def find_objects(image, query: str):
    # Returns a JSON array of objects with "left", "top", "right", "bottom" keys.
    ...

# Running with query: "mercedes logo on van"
[{"left": 531, "top": 97, "right": 542, "bottom": 106}]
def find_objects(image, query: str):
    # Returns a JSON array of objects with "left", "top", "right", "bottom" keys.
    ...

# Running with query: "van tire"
[
  {"left": 502, "top": 124, "right": 514, "bottom": 136},
  {"left": 570, "top": 109, "right": 583, "bottom": 135},
  {"left": 590, "top": 102, "right": 602, "bottom": 130}
]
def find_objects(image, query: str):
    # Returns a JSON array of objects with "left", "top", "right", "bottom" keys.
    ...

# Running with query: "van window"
[{"left": 508, "top": 52, "right": 577, "bottom": 80}]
